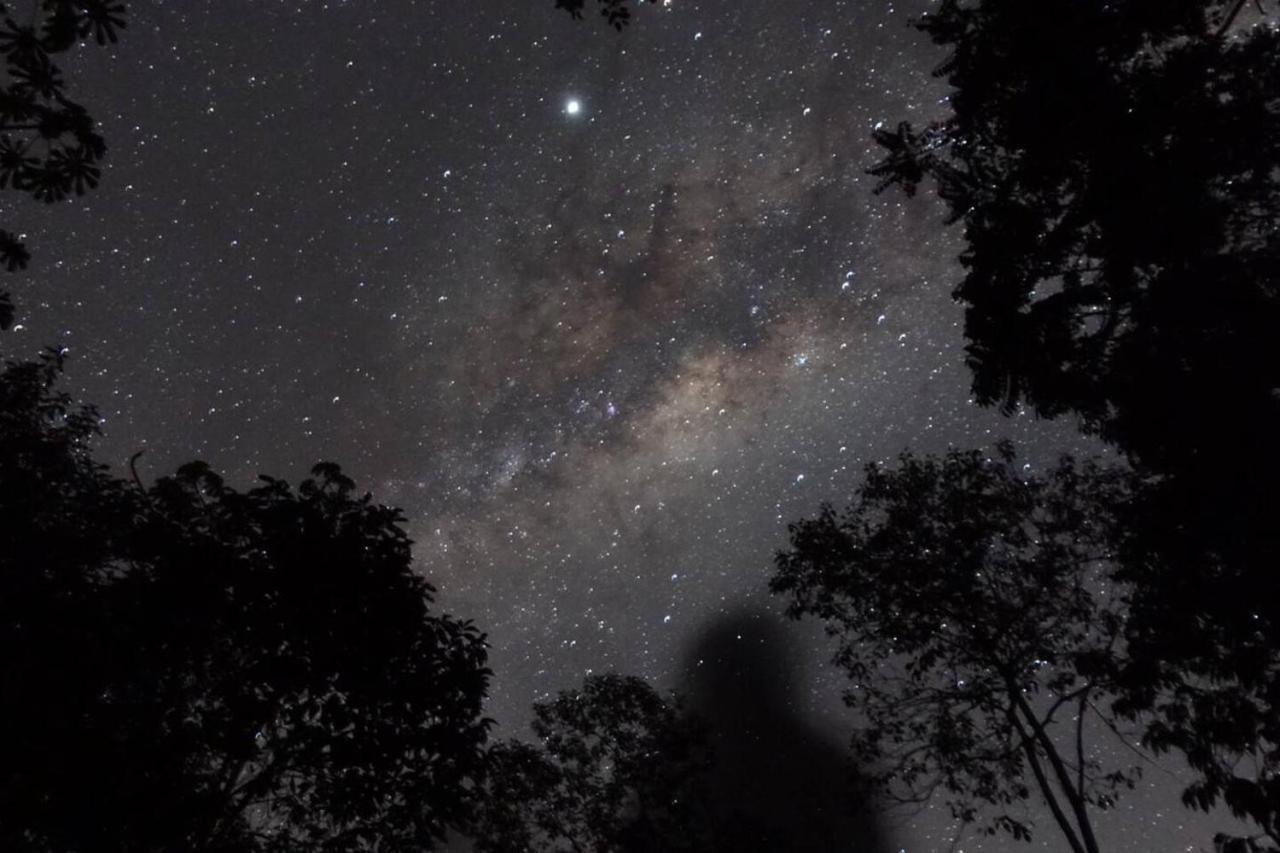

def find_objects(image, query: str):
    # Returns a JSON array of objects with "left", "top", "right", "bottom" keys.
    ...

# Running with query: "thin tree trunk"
[
  {"left": 1075, "top": 690, "right": 1089, "bottom": 801},
  {"left": 1009, "top": 709, "right": 1087, "bottom": 853},
  {"left": 1014, "top": 691, "right": 1102, "bottom": 853}
]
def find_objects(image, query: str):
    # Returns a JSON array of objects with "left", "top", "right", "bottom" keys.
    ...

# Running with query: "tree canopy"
[
  {"left": 0, "top": 355, "right": 492, "bottom": 853},
  {"left": 869, "top": 0, "right": 1279, "bottom": 481},
  {"left": 471, "top": 673, "right": 716, "bottom": 853},
  {"left": 772, "top": 445, "right": 1140, "bottom": 853},
  {"left": 871, "top": 1, "right": 1280, "bottom": 844}
]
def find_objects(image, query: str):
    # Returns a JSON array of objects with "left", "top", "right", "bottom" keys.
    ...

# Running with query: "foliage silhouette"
[
  {"left": 772, "top": 445, "right": 1140, "bottom": 853},
  {"left": 0, "top": 356, "right": 492, "bottom": 852},
  {"left": 470, "top": 673, "right": 715, "bottom": 853},
  {"left": 553, "top": 0, "right": 655, "bottom": 31},
  {"left": 0, "top": 347, "right": 138, "bottom": 851},
  {"left": 868, "top": 0, "right": 1279, "bottom": 470},
  {"left": 0, "top": 0, "right": 124, "bottom": 327},
  {"left": 871, "top": 1, "right": 1280, "bottom": 843}
]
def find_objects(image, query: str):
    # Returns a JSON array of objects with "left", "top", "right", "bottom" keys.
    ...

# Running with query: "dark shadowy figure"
[
  {"left": 0, "top": 353, "right": 492, "bottom": 852},
  {"left": 678, "top": 608, "right": 891, "bottom": 852},
  {"left": 0, "top": 1, "right": 125, "bottom": 326}
]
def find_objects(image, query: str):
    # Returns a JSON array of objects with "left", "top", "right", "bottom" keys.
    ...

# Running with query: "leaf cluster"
[{"left": 0, "top": 2, "right": 123, "bottom": 280}]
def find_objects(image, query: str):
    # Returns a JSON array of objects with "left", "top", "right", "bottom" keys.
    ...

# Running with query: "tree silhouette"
[
  {"left": 0, "top": 347, "right": 140, "bottom": 851},
  {"left": 772, "top": 445, "right": 1140, "bottom": 853},
  {"left": 471, "top": 673, "right": 716, "bottom": 853},
  {"left": 0, "top": 0, "right": 124, "bottom": 327},
  {"left": 0, "top": 357, "right": 492, "bottom": 852},
  {"left": 870, "top": 1, "right": 1280, "bottom": 843},
  {"left": 869, "top": 0, "right": 1278, "bottom": 470}
]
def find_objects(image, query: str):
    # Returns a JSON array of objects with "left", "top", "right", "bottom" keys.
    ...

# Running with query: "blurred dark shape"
[
  {"left": 471, "top": 624, "right": 889, "bottom": 853},
  {"left": 0, "top": 353, "right": 492, "bottom": 852},
  {"left": 472, "top": 672, "right": 717, "bottom": 852},
  {"left": 871, "top": 1, "right": 1280, "bottom": 844},
  {"left": 679, "top": 607, "right": 891, "bottom": 852},
  {"left": 554, "top": 0, "right": 655, "bottom": 31}
]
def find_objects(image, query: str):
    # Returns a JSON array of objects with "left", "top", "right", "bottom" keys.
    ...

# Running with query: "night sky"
[{"left": 4, "top": 1, "right": 1228, "bottom": 849}]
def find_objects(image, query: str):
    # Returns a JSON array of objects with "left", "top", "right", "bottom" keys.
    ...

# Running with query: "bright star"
[{"left": 565, "top": 98, "right": 581, "bottom": 116}]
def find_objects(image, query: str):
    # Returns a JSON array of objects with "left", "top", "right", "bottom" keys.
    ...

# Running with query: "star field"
[{"left": 4, "top": 1, "right": 1233, "bottom": 849}]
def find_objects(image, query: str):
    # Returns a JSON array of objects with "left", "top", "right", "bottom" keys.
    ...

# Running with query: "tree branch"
[
  {"left": 1013, "top": 690, "right": 1100, "bottom": 853},
  {"left": 1076, "top": 688, "right": 1089, "bottom": 802},
  {"left": 1216, "top": 0, "right": 1250, "bottom": 36},
  {"left": 1009, "top": 704, "right": 1086, "bottom": 853}
]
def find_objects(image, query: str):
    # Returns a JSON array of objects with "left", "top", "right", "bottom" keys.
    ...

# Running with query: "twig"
[
  {"left": 128, "top": 449, "right": 146, "bottom": 493},
  {"left": 1216, "top": 0, "right": 1250, "bottom": 36}
]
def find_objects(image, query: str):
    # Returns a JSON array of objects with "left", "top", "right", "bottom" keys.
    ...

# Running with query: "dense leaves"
[
  {"left": 772, "top": 445, "right": 1138, "bottom": 853},
  {"left": 870, "top": 0, "right": 1279, "bottom": 464},
  {"left": 0, "top": 355, "right": 492, "bottom": 853},
  {"left": 471, "top": 673, "right": 715, "bottom": 853},
  {"left": 872, "top": 1, "right": 1280, "bottom": 843},
  {"left": 0, "top": 349, "right": 137, "bottom": 852}
]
